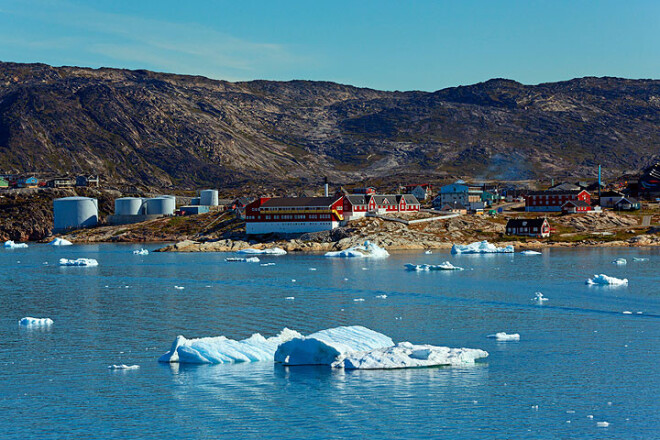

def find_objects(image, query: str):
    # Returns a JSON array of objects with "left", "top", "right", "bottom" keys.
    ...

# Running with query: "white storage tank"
[
  {"left": 143, "top": 197, "right": 175, "bottom": 215},
  {"left": 114, "top": 197, "right": 144, "bottom": 216},
  {"left": 200, "top": 189, "right": 219, "bottom": 206},
  {"left": 53, "top": 197, "right": 98, "bottom": 232}
]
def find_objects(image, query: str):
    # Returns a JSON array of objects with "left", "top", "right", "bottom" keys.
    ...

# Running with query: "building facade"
[
  {"left": 506, "top": 218, "right": 550, "bottom": 238},
  {"left": 245, "top": 196, "right": 345, "bottom": 235},
  {"left": 525, "top": 190, "right": 591, "bottom": 212}
]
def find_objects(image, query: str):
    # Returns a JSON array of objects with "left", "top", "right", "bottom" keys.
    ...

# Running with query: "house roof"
[
  {"left": 549, "top": 182, "right": 581, "bottom": 191},
  {"left": 399, "top": 194, "right": 420, "bottom": 204},
  {"left": 260, "top": 196, "right": 341, "bottom": 208},
  {"left": 562, "top": 200, "right": 591, "bottom": 208},
  {"left": 527, "top": 189, "right": 588, "bottom": 196},
  {"left": 345, "top": 195, "right": 368, "bottom": 205},
  {"left": 615, "top": 197, "right": 638, "bottom": 204},
  {"left": 506, "top": 218, "right": 547, "bottom": 228}
]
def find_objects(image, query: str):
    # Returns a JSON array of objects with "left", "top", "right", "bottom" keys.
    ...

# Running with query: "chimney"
[{"left": 324, "top": 177, "right": 329, "bottom": 197}]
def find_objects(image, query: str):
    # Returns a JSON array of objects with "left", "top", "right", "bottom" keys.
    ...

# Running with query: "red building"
[
  {"left": 561, "top": 200, "right": 593, "bottom": 214},
  {"left": 343, "top": 194, "right": 420, "bottom": 220},
  {"left": 245, "top": 196, "right": 344, "bottom": 234},
  {"left": 525, "top": 190, "right": 591, "bottom": 212}
]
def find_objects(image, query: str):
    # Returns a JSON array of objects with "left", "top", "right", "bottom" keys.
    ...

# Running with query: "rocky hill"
[{"left": 1, "top": 62, "right": 659, "bottom": 189}]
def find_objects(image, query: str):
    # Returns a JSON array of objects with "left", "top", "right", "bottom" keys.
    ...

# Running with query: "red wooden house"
[{"left": 525, "top": 190, "right": 591, "bottom": 212}]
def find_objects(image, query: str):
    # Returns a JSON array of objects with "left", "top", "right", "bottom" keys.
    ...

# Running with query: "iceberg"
[
  {"left": 59, "top": 258, "right": 98, "bottom": 267},
  {"left": 133, "top": 248, "right": 149, "bottom": 255},
  {"left": 532, "top": 292, "right": 548, "bottom": 302},
  {"left": 49, "top": 238, "right": 72, "bottom": 246},
  {"left": 487, "top": 332, "right": 520, "bottom": 341},
  {"left": 236, "top": 247, "right": 287, "bottom": 255},
  {"left": 586, "top": 274, "right": 628, "bottom": 286},
  {"left": 225, "top": 257, "right": 260, "bottom": 263},
  {"left": 633, "top": 257, "right": 648, "bottom": 262},
  {"left": 405, "top": 262, "right": 463, "bottom": 271},
  {"left": 18, "top": 317, "right": 54, "bottom": 326},
  {"left": 4, "top": 240, "right": 28, "bottom": 249},
  {"left": 324, "top": 240, "right": 389, "bottom": 259},
  {"left": 274, "top": 326, "right": 394, "bottom": 366},
  {"left": 159, "top": 328, "right": 303, "bottom": 364},
  {"left": 108, "top": 364, "right": 140, "bottom": 370},
  {"left": 424, "top": 250, "right": 433, "bottom": 255},
  {"left": 332, "top": 342, "right": 489, "bottom": 370},
  {"left": 451, "top": 240, "right": 514, "bottom": 254},
  {"left": 612, "top": 258, "right": 627, "bottom": 265},
  {"left": 520, "top": 250, "right": 542, "bottom": 255}
]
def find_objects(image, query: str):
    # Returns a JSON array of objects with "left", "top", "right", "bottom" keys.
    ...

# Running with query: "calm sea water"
[{"left": 1, "top": 244, "right": 658, "bottom": 439}]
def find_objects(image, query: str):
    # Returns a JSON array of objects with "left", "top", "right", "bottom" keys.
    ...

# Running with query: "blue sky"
[{"left": 1, "top": 0, "right": 658, "bottom": 91}]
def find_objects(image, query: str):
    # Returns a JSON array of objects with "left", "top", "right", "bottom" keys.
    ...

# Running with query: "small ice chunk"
[
  {"left": 424, "top": 250, "right": 432, "bottom": 254},
  {"left": 4, "top": 240, "right": 28, "bottom": 249},
  {"left": 174, "top": 286, "right": 185, "bottom": 290},
  {"left": 274, "top": 326, "right": 394, "bottom": 366},
  {"left": 309, "top": 267, "right": 317, "bottom": 271},
  {"left": 586, "top": 274, "right": 628, "bottom": 286},
  {"left": 451, "top": 240, "right": 514, "bottom": 254},
  {"left": 324, "top": 240, "right": 389, "bottom": 259},
  {"left": 285, "top": 297, "right": 295, "bottom": 300},
  {"left": 596, "top": 421, "right": 610, "bottom": 427},
  {"left": 343, "top": 278, "right": 349, "bottom": 281},
  {"left": 133, "top": 248, "right": 149, "bottom": 255},
  {"left": 353, "top": 298, "right": 365, "bottom": 302},
  {"left": 19, "top": 317, "right": 54, "bottom": 327},
  {"left": 612, "top": 258, "right": 627, "bottom": 265},
  {"left": 260, "top": 262, "right": 275, "bottom": 266},
  {"left": 236, "top": 247, "right": 287, "bottom": 255},
  {"left": 520, "top": 250, "right": 542, "bottom": 255},
  {"left": 108, "top": 364, "right": 140, "bottom": 370},
  {"left": 587, "top": 415, "right": 594, "bottom": 419},
  {"left": 291, "top": 279, "right": 296, "bottom": 282},
  {"left": 632, "top": 257, "right": 648, "bottom": 262},
  {"left": 487, "top": 332, "right": 520, "bottom": 341},
  {"left": 375, "top": 294, "right": 387, "bottom": 299},
  {"left": 531, "top": 405, "right": 539, "bottom": 410},
  {"left": 333, "top": 341, "right": 489, "bottom": 370},
  {"left": 533, "top": 292, "right": 548, "bottom": 302},
  {"left": 49, "top": 238, "right": 72, "bottom": 246},
  {"left": 405, "top": 262, "right": 463, "bottom": 271},
  {"left": 59, "top": 258, "right": 98, "bottom": 267},
  {"left": 622, "top": 311, "right": 632, "bottom": 315},
  {"left": 225, "top": 257, "right": 260, "bottom": 263}
]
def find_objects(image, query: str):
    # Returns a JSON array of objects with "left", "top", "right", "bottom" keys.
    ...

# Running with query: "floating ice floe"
[
  {"left": 376, "top": 294, "right": 387, "bottom": 299},
  {"left": 612, "top": 258, "right": 627, "bottom": 265},
  {"left": 274, "top": 326, "right": 394, "bottom": 366},
  {"left": 405, "top": 262, "right": 463, "bottom": 271},
  {"left": 4, "top": 240, "right": 28, "bottom": 249},
  {"left": 324, "top": 240, "right": 389, "bottom": 259},
  {"left": 236, "top": 247, "right": 287, "bottom": 255},
  {"left": 632, "top": 257, "right": 648, "bottom": 262},
  {"left": 596, "top": 421, "right": 610, "bottom": 428},
  {"left": 353, "top": 298, "right": 365, "bottom": 302},
  {"left": 309, "top": 267, "right": 317, "bottom": 271},
  {"left": 451, "top": 240, "right": 514, "bottom": 254},
  {"left": 622, "top": 311, "right": 632, "bottom": 315},
  {"left": 59, "top": 258, "right": 98, "bottom": 267},
  {"left": 260, "top": 262, "right": 275, "bottom": 266},
  {"left": 18, "top": 317, "right": 54, "bottom": 327},
  {"left": 174, "top": 286, "right": 185, "bottom": 290},
  {"left": 487, "top": 332, "right": 520, "bottom": 341},
  {"left": 159, "top": 328, "right": 303, "bottom": 364},
  {"left": 225, "top": 257, "right": 260, "bottom": 263},
  {"left": 586, "top": 274, "right": 628, "bottom": 286},
  {"left": 424, "top": 250, "right": 433, "bottom": 255},
  {"left": 108, "top": 364, "right": 140, "bottom": 370},
  {"left": 133, "top": 248, "right": 149, "bottom": 255},
  {"left": 332, "top": 342, "right": 489, "bottom": 370},
  {"left": 532, "top": 292, "right": 548, "bottom": 302},
  {"left": 49, "top": 238, "right": 72, "bottom": 246},
  {"left": 285, "top": 297, "right": 295, "bottom": 300},
  {"left": 520, "top": 250, "right": 542, "bottom": 255}
]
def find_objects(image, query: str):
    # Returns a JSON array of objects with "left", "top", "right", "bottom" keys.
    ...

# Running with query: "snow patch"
[
  {"left": 59, "top": 258, "right": 98, "bottom": 267},
  {"left": 487, "top": 332, "right": 520, "bottom": 341},
  {"left": 4, "top": 240, "right": 28, "bottom": 249},
  {"left": 18, "top": 317, "right": 53, "bottom": 326},
  {"left": 405, "top": 262, "right": 463, "bottom": 271},
  {"left": 451, "top": 240, "right": 514, "bottom": 254},
  {"left": 324, "top": 240, "right": 389, "bottom": 259},
  {"left": 159, "top": 328, "right": 303, "bottom": 364},
  {"left": 586, "top": 274, "right": 628, "bottom": 286},
  {"left": 236, "top": 247, "right": 287, "bottom": 255},
  {"left": 49, "top": 238, "right": 72, "bottom": 246}
]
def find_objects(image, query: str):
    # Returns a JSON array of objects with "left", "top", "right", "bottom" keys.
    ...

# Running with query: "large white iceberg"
[
  {"left": 274, "top": 326, "right": 394, "bottom": 366},
  {"left": 324, "top": 240, "right": 389, "bottom": 259},
  {"left": 49, "top": 238, "right": 72, "bottom": 246},
  {"left": 59, "top": 258, "right": 99, "bottom": 267},
  {"left": 451, "top": 240, "right": 514, "bottom": 254},
  {"left": 332, "top": 342, "right": 489, "bottom": 370},
  {"left": 236, "top": 247, "right": 287, "bottom": 255},
  {"left": 586, "top": 274, "right": 628, "bottom": 286},
  {"left": 159, "top": 328, "right": 303, "bottom": 364},
  {"left": 405, "top": 262, "right": 463, "bottom": 271},
  {"left": 4, "top": 240, "right": 28, "bottom": 249},
  {"left": 19, "top": 317, "right": 54, "bottom": 326}
]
